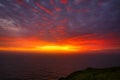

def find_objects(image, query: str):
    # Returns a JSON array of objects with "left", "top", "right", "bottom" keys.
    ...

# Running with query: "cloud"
[
  {"left": 0, "top": 18, "right": 19, "bottom": 31},
  {"left": 0, "top": 18, "right": 25, "bottom": 37},
  {"left": 0, "top": 0, "right": 119, "bottom": 41}
]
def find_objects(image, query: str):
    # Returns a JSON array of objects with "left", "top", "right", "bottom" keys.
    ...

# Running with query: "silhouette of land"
[{"left": 59, "top": 67, "right": 120, "bottom": 80}]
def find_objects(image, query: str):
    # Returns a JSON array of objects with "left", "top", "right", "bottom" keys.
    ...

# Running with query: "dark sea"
[{"left": 0, "top": 51, "right": 120, "bottom": 80}]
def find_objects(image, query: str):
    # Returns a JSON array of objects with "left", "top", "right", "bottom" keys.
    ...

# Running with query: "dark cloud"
[{"left": 0, "top": 0, "right": 120, "bottom": 41}]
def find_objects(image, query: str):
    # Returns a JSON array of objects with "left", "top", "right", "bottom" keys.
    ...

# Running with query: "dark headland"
[{"left": 59, "top": 67, "right": 120, "bottom": 80}]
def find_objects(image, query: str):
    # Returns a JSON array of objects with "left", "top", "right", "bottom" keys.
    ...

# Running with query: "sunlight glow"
[
  {"left": 35, "top": 45, "right": 79, "bottom": 52},
  {"left": 0, "top": 45, "right": 81, "bottom": 53}
]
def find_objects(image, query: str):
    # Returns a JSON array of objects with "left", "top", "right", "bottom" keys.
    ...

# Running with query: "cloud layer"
[{"left": 0, "top": 0, "right": 120, "bottom": 51}]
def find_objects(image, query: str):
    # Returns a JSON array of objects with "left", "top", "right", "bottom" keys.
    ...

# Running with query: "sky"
[{"left": 0, "top": 0, "right": 120, "bottom": 53}]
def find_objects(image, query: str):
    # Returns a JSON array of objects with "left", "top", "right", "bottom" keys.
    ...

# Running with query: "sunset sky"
[{"left": 0, "top": 0, "right": 120, "bottom": 53}]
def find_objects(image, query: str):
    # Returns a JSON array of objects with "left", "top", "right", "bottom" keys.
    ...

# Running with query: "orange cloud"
[{"left": 0, "top": 34, "right": 119, "bottom": 54}]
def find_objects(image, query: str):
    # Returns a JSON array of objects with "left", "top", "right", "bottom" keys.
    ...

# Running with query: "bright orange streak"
[
  {"left": 0, "top": 44, "right": 118, "bottom": 54},
  {"left": 35, "top": 45, "right": 79, "bottom": 52},
  {"left": 0, "top": 45, "right": 80, "bottom": 53},
  {"left": 0, "top": 36, "right": 119, "bottom": 54}
]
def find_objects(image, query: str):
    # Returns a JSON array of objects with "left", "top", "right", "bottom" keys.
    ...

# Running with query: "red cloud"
[{"left": 60, "top": 0, "right": 68, "bottom": 4}]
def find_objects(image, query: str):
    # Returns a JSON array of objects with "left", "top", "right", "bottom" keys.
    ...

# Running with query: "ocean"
[{"left": 0, "top": 51, "right": 120, "bottom": 80}]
